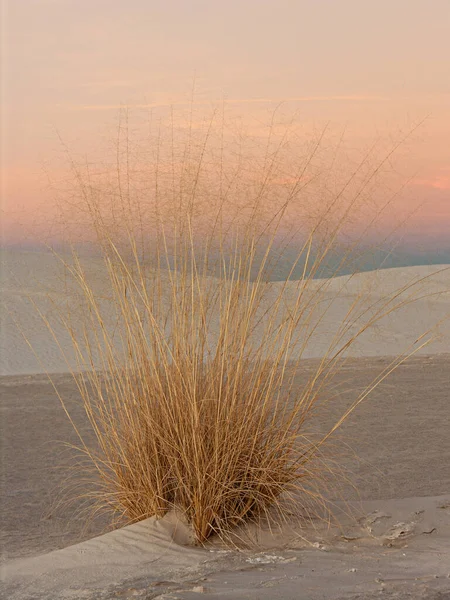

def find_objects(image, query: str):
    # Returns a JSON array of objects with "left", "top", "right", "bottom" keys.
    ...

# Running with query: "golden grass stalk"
[{"left": 34, "top": 108, "right": 445, "bottom": 544}]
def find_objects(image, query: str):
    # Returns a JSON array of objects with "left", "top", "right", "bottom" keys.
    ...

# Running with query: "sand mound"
[
  {"left": 2, "top": 494, "right": 449, "bottom": 600},
  {"left": 1, "top": 513, "right": 211, "bottom": 598}
]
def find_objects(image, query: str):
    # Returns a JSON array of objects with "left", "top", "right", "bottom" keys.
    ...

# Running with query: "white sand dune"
[
  {"left": 1, "top": 249, "right": 450, "bottom": 599},
  {"left": 1, "top": 248, "right": 449, "bottom": 376}
]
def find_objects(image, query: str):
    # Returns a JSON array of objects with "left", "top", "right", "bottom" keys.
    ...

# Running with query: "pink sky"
[{"left": 2, "top": 0, "right": 449, "bottom": 255}]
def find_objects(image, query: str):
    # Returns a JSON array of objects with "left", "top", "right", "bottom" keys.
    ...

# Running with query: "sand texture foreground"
[{"left": 1, "top": 355, "right": 450, "bottom": 599}]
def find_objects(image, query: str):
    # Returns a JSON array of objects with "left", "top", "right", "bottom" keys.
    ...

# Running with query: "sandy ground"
[
  {"left": 1, "top": 355, "right": 450, "bottom": 599},
  {"left": 1, "top": 250, "right": 450, "bottom": 598}
]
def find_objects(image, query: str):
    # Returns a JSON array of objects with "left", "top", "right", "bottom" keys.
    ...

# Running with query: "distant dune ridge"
[{"left": 1, "top": 248, "right": 449, "bottom": 377}]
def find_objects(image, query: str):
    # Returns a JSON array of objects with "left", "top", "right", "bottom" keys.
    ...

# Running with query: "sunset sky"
[{"left": 2, "top": 0, "right": 449, "bottom": 263}]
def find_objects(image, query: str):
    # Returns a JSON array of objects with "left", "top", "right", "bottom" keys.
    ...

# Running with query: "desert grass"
[{"left": 29, "top": 107, "right": 444, "bottom": 545}]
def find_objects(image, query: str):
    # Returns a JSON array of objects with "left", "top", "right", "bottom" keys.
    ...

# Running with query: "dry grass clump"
[{"left": 42, "top": 108, "right": 436, "bottom": 544}]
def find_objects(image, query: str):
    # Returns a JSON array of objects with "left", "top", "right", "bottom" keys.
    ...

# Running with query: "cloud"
[
  {"left": 62, "top": 95, "right": 388, "bottom": 112},
  {"left": 413, "top": 175, "right": 450, "bottom": 190},
  {"left": 77, "top": 80, "right": 138, "bottom": 89}
]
